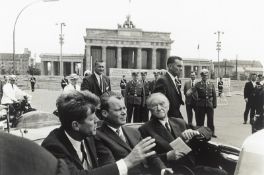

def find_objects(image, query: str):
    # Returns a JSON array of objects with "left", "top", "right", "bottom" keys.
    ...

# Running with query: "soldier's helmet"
[{"left": 200, "top": 69, "right": 209, "bottom": 76}]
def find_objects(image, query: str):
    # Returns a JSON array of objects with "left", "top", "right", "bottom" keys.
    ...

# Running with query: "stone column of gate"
[
  {"left": 85, "top": 45, "right": 91, "bottom": 71},
  {"left": 151, "top": 48, "right": 156, "bottom": 69},
  {"left": 166, "top": 48, "right": 171, "bottom": 66},
  {"left": 117, "top": 47, "right": 122, "bottom": 68},
  {"left": 102, "top": 46, "right": 107, "bottom": 74},
  {"left": 41, "top": 62, "right": 45, "bottom": 75},
  {"left": 50, "top": 61, "right": 54, "bottom": 76},
  {"left": 71, "top": 62, "right": 74, "bottom": 74},
  {"left": 136, "top": 48, "right": 142, "bottom": 69}
]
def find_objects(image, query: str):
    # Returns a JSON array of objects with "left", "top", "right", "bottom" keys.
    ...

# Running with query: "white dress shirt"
[
  {"left": 94, "top": 72, "right": 103, "bottom": 91},
  {"left": 64, "top": 130, "right": 128, "bottom": 175}
]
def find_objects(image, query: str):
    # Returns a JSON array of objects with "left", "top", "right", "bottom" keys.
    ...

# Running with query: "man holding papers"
[{"left": 139, "top": 93, "right": 227, "bottom": 175}]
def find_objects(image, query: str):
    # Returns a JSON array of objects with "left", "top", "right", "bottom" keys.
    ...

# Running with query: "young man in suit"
[
  {"left": 154, "top": 56, "right": 184, "bottom": 119},
  {"left": 81, "top": 61, "right": 111, "bottom": 97},
  {"left": 183, "top": 71, "right": 197, "bottom": 125},
  {"left": 243, "top": 73, "right": 257, "bottom": 124},
  {"left": 139, "top": 93, "right": 227, "bottom": 175},
  {"left": 42, "top": 90, "right": 157, "bottom": 175}
]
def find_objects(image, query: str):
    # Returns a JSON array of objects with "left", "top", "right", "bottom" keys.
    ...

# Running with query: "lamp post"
[
  {"left": 12, "top": 0, "right": 59, "bottom": 74},
  {"left": 57, "top": 22, "right": 66, "bottom": 76},
  {"left": 214, "top": 30, "right": 224, "bottom": 77}
]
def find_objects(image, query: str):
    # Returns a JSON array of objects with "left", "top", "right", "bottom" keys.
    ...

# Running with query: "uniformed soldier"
[
  {"left": 125, "top": 72, "right": 144, "bottom": 123},
  {"left": 120, "top": 75, "right": 127, "bottom": 97},
  {"left": 149, "top": 72, "right": 160, "bottom": 93},
  {"left": 189, "top": 69, "right": 217, "bottom": 137},
  {"left": 140, "top": 72, "right": 151, "bottom": 122}
]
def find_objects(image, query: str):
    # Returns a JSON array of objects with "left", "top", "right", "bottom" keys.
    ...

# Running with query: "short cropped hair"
[
  {"left": 167, "top": 56, "right": 182, "bottom": 66},
  {"left": 100, "top": 91, "right": 122, "bottom": 112},
  {"left": 95, "top": 60, "right": 104, "bottom": 66},
  {"left": 146, "top": 92, "right": 170, "bottom": 109},
  {"left": 56, "top": 90, "right": 100, "bottom": 131}
]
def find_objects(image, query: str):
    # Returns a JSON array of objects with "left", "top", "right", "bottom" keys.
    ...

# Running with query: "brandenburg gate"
[{"left": 83, "top": 16, "right": 173, "bottom": 75}]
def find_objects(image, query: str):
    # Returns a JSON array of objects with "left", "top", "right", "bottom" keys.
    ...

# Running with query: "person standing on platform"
[
  {"left": 63, "top": 73, "right": 80, "bottom": 93},
  {"left": 125, "top": 72, "right": 144, "bottom": 123},
  {"left": 29, "top": 75, "right": 36, "bottom": 92},
  {"left": 243, "top": 73, "right": 257, "bottom": 124},
  {"left": 81, "top": 61, "right": 111, "bottom": 97},
  {"left": 120, "top": 75, "right": 127, "bottom": 97},
  {"left": 188, "top": 69, "right": 217, "bottom": 138},
  {"left": 140, "top": 72, "right": 151, "bottom": 122},
  {"left": 183, "top": 71, "right": 197, "bottom": 125},
  {"left": 154, "top": 56, "right": 184, "bottom": 119},
  {"left": 218, "top": 77, "right": 224, "bottom": 97},
  {"left": 149, "top": 72, "right": 160, "bottom": 94},
  {"left": 61, "top": 75, "right": 68, "bottom": 90}
]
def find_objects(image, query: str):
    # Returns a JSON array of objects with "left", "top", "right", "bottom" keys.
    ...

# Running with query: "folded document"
[{"left": 169, "top": 137, "right": 192, "bottom": 155}]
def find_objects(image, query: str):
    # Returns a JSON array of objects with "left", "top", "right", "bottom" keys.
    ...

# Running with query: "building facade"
[
  {"left": 0, "top": 48, "right": 31, "bottom": 75},
  {"left": 40, "top": 53, "right": 83, "bottom": 76},
  {"left": 83, "top": 16, "right": 173, "bottom": 75}
]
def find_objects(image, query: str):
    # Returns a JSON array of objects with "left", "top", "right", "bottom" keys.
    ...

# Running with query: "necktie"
[
  {"left": 116, "top": 128, "right": 126, "bottom": 143},
  {"left": 99, "top": 76, "right": 103, "bottom": 91},
  {"left": 191, "top": 81, "right": 194, "bottom": 87},
  {"left": 174, "top": 79, "right": 180, "bottom": 94},
  {"left": 74, "top": 85, "right": 76, "bottom": 89},
  {"left": 80, "top": 142, "right": 92, "bottom": 170},
  {"left": 165, "top": 122, "right": 171, "bottom": 133}
]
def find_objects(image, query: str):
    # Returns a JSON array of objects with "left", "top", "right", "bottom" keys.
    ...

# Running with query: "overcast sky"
[{"left": 1, "top": 0, "right": 264, "bottom": 65}]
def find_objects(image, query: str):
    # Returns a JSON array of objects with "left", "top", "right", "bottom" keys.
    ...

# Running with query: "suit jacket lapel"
[
  {"left": 102, "top": 124, "right": 132, "bottom": 151},
  {"left": 166, "top": 73, "right": 180, "bottom": 96},
  {"left": 169, "top": 119, "right": 183, "bottom": 138},
  {"left": 92, "top": 74, "right": 101, "bottom": 92},
  {"left": 58, "top": 128, "right": 83, "bottom": 168},
  {"left": 122, "top": 126, "right": 137, "bottom": 148},
  {"left": 84, "top": 137, "right": 98, "bottom": 167},
  {"left": 152, "top": 118, "right": 175, "bottom": 143}
]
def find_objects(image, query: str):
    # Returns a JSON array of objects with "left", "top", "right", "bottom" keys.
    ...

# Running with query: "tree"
[{"left": 27, "top": 66, "right": 41, "bottom": 75}]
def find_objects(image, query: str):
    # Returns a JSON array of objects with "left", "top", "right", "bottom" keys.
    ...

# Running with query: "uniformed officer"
[
  {"left": 149, "top": 72, "right": 160, "bottom": 93},
  {"left": 140, "top": 72, "right": 151, "bottom": 122},
  {"left": 125, "top": 72, "right": 144, "bottom": 123},
  {"left": 189, "top": 69, "right": 217, "bottom": 137}
]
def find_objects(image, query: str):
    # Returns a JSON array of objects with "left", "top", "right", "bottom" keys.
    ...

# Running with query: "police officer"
[
  {"left": 140, "top": 72, "right": 151, "bottom": 122},
  {"left": 125, "top": 72, "right": 144, "bottom": 123},
  {"left": 189, "top": 69, "right": 217, "bottom": 137}
]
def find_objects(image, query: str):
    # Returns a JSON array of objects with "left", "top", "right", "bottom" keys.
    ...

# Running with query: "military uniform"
[
  {"left": 141, "top": 79, "right": 151, "bottom": 122},
  {"left": 125, "top": 79, "right": 144, "bottom": 123},
  {"left": 193, "top": 80, "right": 217, "bottom": 134}
]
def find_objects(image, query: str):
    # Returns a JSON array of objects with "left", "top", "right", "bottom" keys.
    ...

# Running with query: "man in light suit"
[
  {"left": 183, "top": 71, "right": 197, "bottom": 125},
  {"left": 95, "top": 91, "right": 171, "bottom": 175},
  {"left": 42, "top": 90, "right": 157, "bottom": 175},
  {"left": 154, "top": 56, "right": 184, "bottom": 119},
  {"left": 81, "top": 61, "right": 111, "bottom": 97},
  {"left": 139, "top": 93, "right": 227, "bottom": 175}
]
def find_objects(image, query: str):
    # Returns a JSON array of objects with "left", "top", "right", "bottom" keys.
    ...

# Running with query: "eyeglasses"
[{"left": 149, "top": 102, "right": 167, "bottom": 110}]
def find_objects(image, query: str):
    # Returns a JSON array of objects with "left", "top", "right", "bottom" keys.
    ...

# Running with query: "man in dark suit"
[
  {"left": 95, "top": 91, "right": 171, "bottom": 175},
  {"left": 183, "top": 71, "right": 197, "bottom": 125},
  {"left": 154, "top": 56, "right": 184, "bottom": 119},
  {"left": 139, "top": 93, "right": 227, "bottom": 175},
  {"left": 81, "top": 61, "right": 111, "bottom": 97},
  {"left": 42, "top": 90, "right": 157, "bottom": 175},
  {"left": 243, "top": 73, "right": 257, "bottom": 124}
]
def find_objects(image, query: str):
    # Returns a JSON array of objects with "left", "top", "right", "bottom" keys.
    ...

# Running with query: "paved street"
[{"left": 26, "top": 89, "right": 251, "bottom": 148}]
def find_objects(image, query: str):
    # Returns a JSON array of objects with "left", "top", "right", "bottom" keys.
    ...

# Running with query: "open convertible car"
[{"left": 1, "top": 112, "right": 245, "bottom": 175}]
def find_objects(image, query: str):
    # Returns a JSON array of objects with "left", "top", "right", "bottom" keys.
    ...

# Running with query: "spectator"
[{"left": 61, "top": 75, "right": 69, "bottom": 89}]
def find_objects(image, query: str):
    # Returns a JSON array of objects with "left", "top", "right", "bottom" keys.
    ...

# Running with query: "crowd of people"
[{"left": 2, "top": 56, "right": 263, "bottom": 175}]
